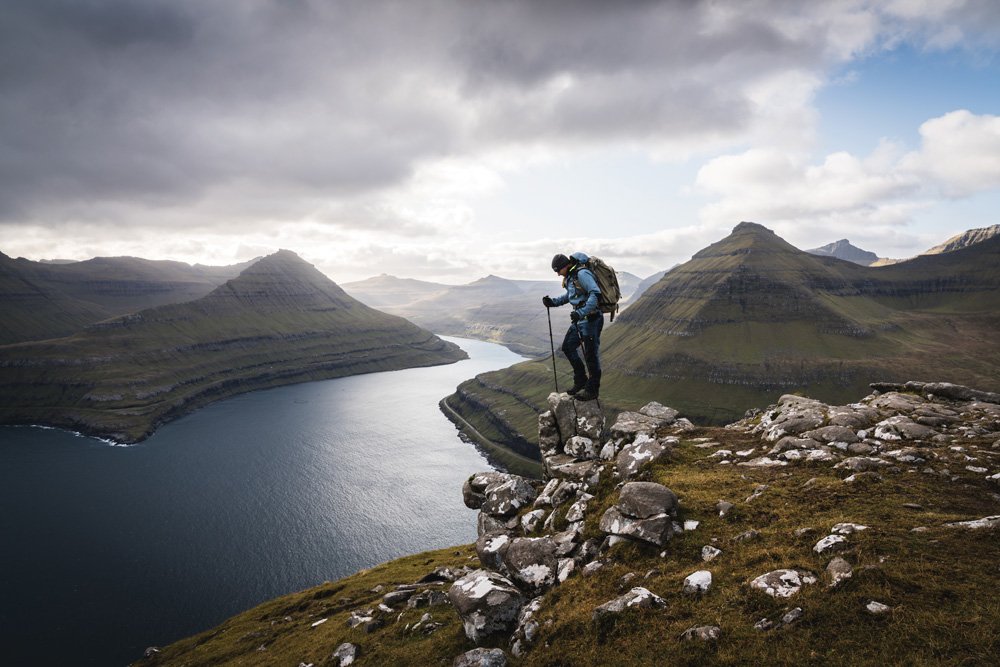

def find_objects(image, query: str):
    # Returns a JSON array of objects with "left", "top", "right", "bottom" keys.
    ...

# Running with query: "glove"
[
  {"left": 570, "top": 310, "right": 581, "bottom": 323},
  {"left": 542, "top": 295, "right": 555, "bottom": 308}
]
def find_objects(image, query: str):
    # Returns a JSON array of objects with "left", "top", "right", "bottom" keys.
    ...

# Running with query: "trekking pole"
[{"left": 546, "top": 305, "right": 559, "bottom": 393}]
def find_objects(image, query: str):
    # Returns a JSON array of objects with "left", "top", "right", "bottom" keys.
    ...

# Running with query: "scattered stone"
[
  {"left": 750, "top": 569, "right": 817, "bottom": 598},
  {"left": 716, "top": 500, "right": 734, "bottom": 517},
  {"left": 617, "top": 434, "right": 674, "bottom": 479},
  {"left": 701, "top": 545, "right": 722, "bottom": 562},
  {"left": 520, "top": 509, "right": 547, "bottom": 534},
  {"left": 680, "top": 625, "right": 721, "bottom": 641},
  {"left": 944, "top": 515, "right": 1000, "bottom": 530},
  {"left": 582, "top": 561, "right": 604, "bottom": 577},
  {"left": 683, "top": 570, "right": 712, "bottom": 595},
  {"left": 866, "top": 600, "right": 892, "bottom": 615},
  {"left": 346, "top": 611, "right": 372, "bottom": 628},
  {"left": 835, "top": 457, "right": 893, "bottom": 472},
  {"left": 453, "top": 647, "right": 508, "bottom": 667},
  {"left": 383, "top": 589, "right": 414, "bottom": 606},
  {"left": 733, "top": 529, "right": 760, "bottom": 543},
  {"left": 826, "top": 557, "right": 853, "bottom": 587},
  {"left": 831, "top": 522, "right": 868, "bottom": 535},
  {"left": 593, "top": 587, "right": 666, "bottom": 621},
  {"left": 781, "top": 607, "right": 804, "bottom": 626},
  {"left": 793, "top": 527, "right": 815, "bottom": 537},
  {"left": 683, "top": 520, "right": 700, "bottom": 531},
  {"left": 814, "top": 534, "right": 848, "bottom": 554}
]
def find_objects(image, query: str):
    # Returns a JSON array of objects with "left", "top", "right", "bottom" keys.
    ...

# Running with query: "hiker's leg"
[
  {"left": 582, "top": 316, "right": 603, "bottom": 394},
  {"left": 562, "top": 325, "right": 588, "bottom": 390}
]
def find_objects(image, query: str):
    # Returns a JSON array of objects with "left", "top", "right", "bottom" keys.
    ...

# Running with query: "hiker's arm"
[
  {"left": 576, "top": 269, "right": 601, "bottom": 316},
  {"left": 549, "top": 291, "right": 569, "bottom": 307}
]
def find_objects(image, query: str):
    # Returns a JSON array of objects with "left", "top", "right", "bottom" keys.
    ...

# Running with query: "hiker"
[{"left": 542, "top": 252, "right": 603, "bottom": 401}]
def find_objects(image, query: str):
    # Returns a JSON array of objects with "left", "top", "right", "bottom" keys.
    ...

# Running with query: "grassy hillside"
[
  {"left": 132, "top": 412, "right": 1000, "bottom": 666},
  {"left": 447, "top": 223, "right": 1000, "bottom": 455},
  {"left": 0, "top": 250, "right": 465, "bottom": 442}
]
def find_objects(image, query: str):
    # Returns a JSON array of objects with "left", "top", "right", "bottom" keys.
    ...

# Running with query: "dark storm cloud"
[{"left": 3, "top": 0, "right": 994, "bottom": 230}]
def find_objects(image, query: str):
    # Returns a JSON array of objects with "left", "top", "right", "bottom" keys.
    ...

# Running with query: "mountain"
[
  {"left": 624, "top": 268, "right": 669, "bottom": 306},
  {"left": 345, "top": 268, "right": 648, "bottom": 358},
  {"left": 923, "top": 223, "right": 1000, "bottom": 255},
  {"left": 0, "top": 252, "right": 252, "bottom": 344},
  {"left": 805, "top": 239, "right": 879, "bottom": 265},
  {"left": 443, "top": 222, "right": 1000, "bottom": 455},
  {"left": 0, "top": 250, "right": 465, "bottom": 443}
]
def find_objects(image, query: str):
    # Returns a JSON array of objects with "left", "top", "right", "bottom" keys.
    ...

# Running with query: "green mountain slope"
[
  {"left": 0, "top": 250, "right": 465, "bottom": 442},
  {"left": 447, "top": 222, "right": 1000, "bottom": 456},
  {"left": 0, "top": 252, "right": 252, "bottom": 344}
]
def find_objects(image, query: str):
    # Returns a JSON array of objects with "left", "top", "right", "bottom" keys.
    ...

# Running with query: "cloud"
[{"left": 694, "top": 109, "right": 1000, "bottom": 251}]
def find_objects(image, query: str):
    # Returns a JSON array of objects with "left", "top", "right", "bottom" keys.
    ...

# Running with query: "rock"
[
  {"left": 826, "top": 556, "right": 853, "bottom": 587},
  {"left": 733, "top": 529, "right": 760, "bottom": 542},
  {"left": 701, "top": 545, "right": 722, "bottom": 562},
  {"left": 813, "top": 534, "right": 848, "bottom": 554},
  {"left": 544, "top": 455, "right": 604, "bottom": 484},
  {"left": 582, "top": 561, "right": 604, "bottom": 577},
  {"left": 781, "top": 607, "right": 804, "bottom": 626},
  {"left": 448, "top": 570, "right": 525, "bottom": 644},
  {"left": 476, "top": 533, "right": 512, "bottom": 571},
  {"left": 616, "top": 434, "right": 674, "bottom": 479},
  {"left": 477, "top": 511, "right": 516, "bottom": 537},
  {"left": 501, "top": 537, "right": 559, "bottom": 593},
  {"left": 750, "top": 569, "right": 817, "bottom": 598},
  {"left": 866, "top": 600, "right": 892, "bottom": 615},
  {"left": 716, "top": 500, "right": 734, "bottom": 517},
  {"left": 874, "top": 416, "right": 937, "bottom": 441},
  {"left": 383, "top": 589, "right": 414, "bottom": 606},
  {"left": 520, "top": 509, "right": 547, "bottom": 534},
  {"left": 482, "top": 476, "right": 538, "bottom": 518},
  {"left": 639, "top": 401, "right": 679, "bottom": 421},
  {"left": 944, "top": 515, "right": 1000, "bottom": 530},
  {"left": 599, "top": 506, "right": 674, "bottom": 547},
  {"left": 538, "top": 411, "right": 561, "bottom": 456},
  {"left": 802, "top": 425, "right": 860, "bottom": 444},
  {"left": 557, "top": 558, "right": 575, "bottom": 582},
  {"left": 565, "top": 436, "right": 598, "bottom": 460},
  {"left": 453, "top": 647, "right": 508, "bottom": 667},
  {"left": 609, "top": 411, "right": 667, "bottom": 443},
  {"left": 346, "top": 611, "right": 372, "bottom": 628},
  {"left": 592, "top": 587, "right": 666, "bottom": 621},
  {"left": 463, "top": 472, "right": 508, "bottom": 510},
  {"left": 738, "top": 456, "right": 788, "bottom": 467},
  {"left": 532, "top": 478, "right": 561, "bottom": 508},
  {"left": 565, "top": 493, "right": 594, "bottom": 523},
  {"left": 332, "top": 642, "right": 360, "bottom": 667},
  {"left": 618, "top": 482, "right": 679, "bottom": 519},
  {"left": 680, "top": 625, "right": 721, "bottom": 641},
  {"left": 831, "top": 522, "right": 868, "bottom": 535},
  {"left": 683, "top": 570, "right": 712, "bottom": 595},
  {"left": 548, "top": 392, "right": 604, "bottom": 441}
]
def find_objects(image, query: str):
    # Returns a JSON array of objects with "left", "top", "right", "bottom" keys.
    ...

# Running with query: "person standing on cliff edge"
[{"left": 542, "top": 252, "right": 603, "bottom": 401}]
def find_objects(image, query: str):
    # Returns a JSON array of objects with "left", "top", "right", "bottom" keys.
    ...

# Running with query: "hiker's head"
[{"left": 551, "top": 253, "right": 571, "bottom": 276}]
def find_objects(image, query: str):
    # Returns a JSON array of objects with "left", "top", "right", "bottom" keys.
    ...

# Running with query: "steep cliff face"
[
  {"left": 923, "top": 224, "right": 1000, "bottom": 255},
  {"left": 0, "top": 250, "right": 465, "bottom": 442}
]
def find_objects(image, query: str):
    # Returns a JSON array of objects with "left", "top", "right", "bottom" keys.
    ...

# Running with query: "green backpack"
[{"left": 572, "top": 255, "right": 622, "bottom": 321}]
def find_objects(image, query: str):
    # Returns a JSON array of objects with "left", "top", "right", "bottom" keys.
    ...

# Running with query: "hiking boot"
[
  {"left": 566, "top": 382, "right": 587, "bottom": 396},
  {"left": 574, "top": 387, "right": 599, "bottom": 401}
]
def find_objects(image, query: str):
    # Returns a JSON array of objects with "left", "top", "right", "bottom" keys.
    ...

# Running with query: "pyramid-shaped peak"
[
  {"left": 693, "top": 221, "right": 801, "bottom": 260},
  {"left": 731, "top": 221, "right": 777, "bottom": 235}
]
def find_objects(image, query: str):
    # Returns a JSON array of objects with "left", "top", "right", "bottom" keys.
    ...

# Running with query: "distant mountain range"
[
  {"left": 807, "top": 224, "right": 1000, "bottom": 266},
  {"left": 0, "top": 250, "right": 464, "bottom": 442},
  {"left": 344, "top": 268, "right": 650, "bottom": 357},
  {"left": 446, "top": 222, "right": 1000, "bottom": 456},
  {"left": 0, "top": 252, "right": 253, "bottom": 345}
]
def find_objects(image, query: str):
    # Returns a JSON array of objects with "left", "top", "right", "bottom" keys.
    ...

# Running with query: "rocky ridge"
[{"left": 135, "top": 380, "right": 1000, "bottom": 666}]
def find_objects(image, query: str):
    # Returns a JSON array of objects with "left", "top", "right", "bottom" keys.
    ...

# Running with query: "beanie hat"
[{"left": 551, "top": 253, "right": 571, "bottom": 272}]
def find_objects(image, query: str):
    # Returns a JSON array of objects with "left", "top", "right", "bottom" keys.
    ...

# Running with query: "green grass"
[{"left": 134, "top": 426, "right": 1000, "bottom": 666}]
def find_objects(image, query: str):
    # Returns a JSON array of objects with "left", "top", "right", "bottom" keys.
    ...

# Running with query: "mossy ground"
[{"left": 135, "top": 427, "right": 1000, "bottom": 666}]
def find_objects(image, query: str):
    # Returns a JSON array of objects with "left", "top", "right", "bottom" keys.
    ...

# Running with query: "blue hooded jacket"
[{"left": 550, "top": 252, "right": 601, "bottom": 317}]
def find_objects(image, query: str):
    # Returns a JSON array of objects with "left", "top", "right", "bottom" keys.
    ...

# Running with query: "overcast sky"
[{"left": 2, "top": 0, "right": 999, "bottom": 283}]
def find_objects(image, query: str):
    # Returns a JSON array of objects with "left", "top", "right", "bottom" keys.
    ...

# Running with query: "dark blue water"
[{"left": 0, "top": 337, "right": 522, "bottom": 666}]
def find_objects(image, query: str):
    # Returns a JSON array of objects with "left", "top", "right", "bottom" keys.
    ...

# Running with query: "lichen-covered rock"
[
  {"left": 618, "top": 482, "right": 678, "bottom": 519},
  {"left": 448, "top": 570, "right": 525, "bottom": 644},
  {"left": 801, "top": 425, "right": 860, "bottom": 444},
  {"left": 834, "top": 457, "right": 893, "bottom": 472},
  {"left": 639, "top": 402, "right": 678, "bottom": 422},
  {"left": 476, "top": 533, "right": 512, "bottom": 571},
  {"left": 609, "top": 411, "right": 668, "bottom": 444},
  {"left": 826, "top": 556, "right": 853, "bottom": 587},
  {"left": 749, "top": 569, "right": 817, "bottom": 598},
  {"left": 538, "top": 411, "right": 560, "bottom": 456},
  {"left": 565, "top": 493, "right": 594, "bottom": 523},
  {"left": 453, "top": 647, "right": 508, "bottom": 667},
  {"left": 683, "top": 570, "right": 712, "bottom": 595},
  {"left": 592, "top": 587, "right": 666, "bottom": 620},
  {"left": 520, "top": 509, "right": 547, "bottom": 534},
  {"left": 565, "top": 435, "right": 598, "bottom": 460},
  {"left": 463, "top": 472, "right": 509, "bottom": 510},
  {"left": 875, "top": 415, "right": 937, "bottom": 441},
  {"left": 598, "top": 506, "right": 673, "bottom": 547},
  {"left": 813, "top": 534, "right": 848, "bottom": 554},
  {"left": 482, "top": 476, "right": 538, "bottom": 518},
  {"left": 501, "top": 537, "right": 558, "bottom": 593},
  {"left": 616, "top": 434, "right": 675, "bottom": 479},
  {"left": 544, "top": 455, "right": 603, "bottom": 485},
  {"left": 332, "top": 642, "right": 359, "bottom": 666},
  {"left": 547, "top": 392, "right": 604, "bottom": 443},
  {"left": 702, "top": 545, "right": 722, "bottom": 561},
  {"left": 477, "top": 511, "right": 517, "bottom": 537}
]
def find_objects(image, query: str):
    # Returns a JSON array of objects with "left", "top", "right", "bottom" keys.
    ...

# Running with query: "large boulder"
[
  {"left": 482, "top": 476, "right": 538, "bottom": 518},
  {"left": 463, "top": 472, "right": 509, "bottom": 510},
  {"left": 502, "top": 537, "right": 559, "bottom": 593},
  {"left": 538, "top": 411, "right": 561, "bottom": 457},
  {"left": 547, "top": 392, "right": 605, "bottom": 443},
  {"left": 599, "top": 482, "right": 678, "bottom": 547},
  {"left": 448, "top": 570, "right": 525, "bottom": 644},
  {"left": 616, "top": 435, "right": 676, "bottom": 479}
]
